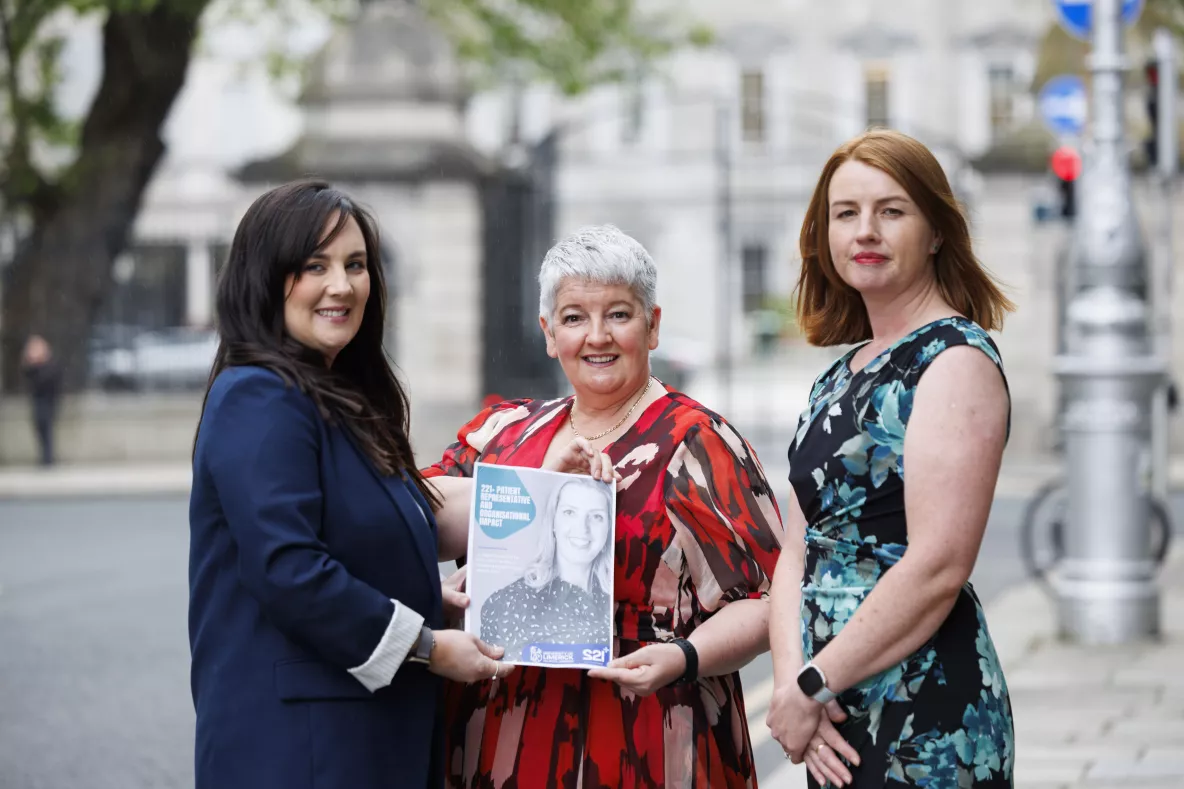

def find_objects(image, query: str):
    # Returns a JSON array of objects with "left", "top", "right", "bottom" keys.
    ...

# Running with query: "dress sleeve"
[
  {"left": 663, "top": 420, "right": 784, "bottom": 612},
  {"left": 908, "top": 321, "right": 1011, "bottom": 439},
  {"left": 422, "top": 399, "right": 533, "bottom": 479}
]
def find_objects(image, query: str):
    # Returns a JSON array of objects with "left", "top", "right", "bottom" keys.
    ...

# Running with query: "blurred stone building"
[
  {"left": 460, "top": 0, "right": 1168, "bottom": 458},
  {"left": 8, "top": 0, "right": 1183, "bottom": 465}
]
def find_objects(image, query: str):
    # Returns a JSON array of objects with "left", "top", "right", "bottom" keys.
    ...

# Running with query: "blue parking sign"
[
  {"left": 1053, "top": 0, "right": 1145, "bottom": 41},
  {"left": 1039, "top": 75, "right": 1088, "bottom": 137}
]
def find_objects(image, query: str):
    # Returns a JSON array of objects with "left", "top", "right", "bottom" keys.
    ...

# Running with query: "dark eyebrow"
[
  {"left": 830, "top": 195, "right": 911, "bottom": 210},
  {"left": 308, "top": 249, "right": 367, "bottom": 261}
]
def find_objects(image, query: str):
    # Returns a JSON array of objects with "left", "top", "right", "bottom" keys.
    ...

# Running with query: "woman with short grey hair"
[
  {"left": 423, "top": 224, "right": 784, "bottom": 788},
  {"left": 537, "top": 224, "right": 659, "bottom": 321}
]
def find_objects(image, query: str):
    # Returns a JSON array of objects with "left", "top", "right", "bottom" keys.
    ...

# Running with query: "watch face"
[{"left": 797, "top": 666, "right": 824, "bottom": 697}]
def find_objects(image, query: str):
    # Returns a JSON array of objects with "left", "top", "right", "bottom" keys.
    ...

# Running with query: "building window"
[
  {"left": 741, "top": 70, "right": 765, "bottom": 143},
  {"left": 97, "top": 243, "right": 188, "bottom": 331},
  {"left": 865, "top": 65, "right": 891, "bottom": 129},
  {"left": 988, "top": 64, "right": 1015, "bottom": 137},
  {"left": 621, "top": 78, "right": 645, "bottom": 144},
  {"left": 741, "top": 243, "right": 769, "bottom": 312}
]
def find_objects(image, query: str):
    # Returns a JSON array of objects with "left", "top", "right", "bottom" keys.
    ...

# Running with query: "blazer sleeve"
[{"left": 202, "top": 370, "right": 396, "bottom": 671}]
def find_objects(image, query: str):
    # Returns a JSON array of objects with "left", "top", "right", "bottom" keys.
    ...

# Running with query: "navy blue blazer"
[{"left": 189, "top": 366, "right": 443, "bottom": 789}]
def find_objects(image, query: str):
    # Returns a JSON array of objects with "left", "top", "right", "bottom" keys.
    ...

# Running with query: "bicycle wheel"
[
  {"left": 1020, "top": 481, "right": 1175, "bottom": 583},
  {"left": 1150, "top": 497, "right": 1174, "bottom": 566},
  {"left": 1019, "top": 479, "right": 1067, "bottom": 584}
]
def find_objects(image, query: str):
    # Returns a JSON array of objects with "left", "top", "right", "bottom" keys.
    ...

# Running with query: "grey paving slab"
[
  {"left": 1013, "top": 760, "right": 1088, "bottom": 785},
  {"left": 1009, "top": 688, "right": 1160, "bottom": 716},
  {"left": 1013, "top": 712, "right": 1107, "bottom": 744},
  {"left": 1085, "top": 753, "right": 1184, "bottom": 780},
  {"left": 1124, "top": 700, "right": 1184, "bottom": 720},
  {"left": 1021, "top": 645, "right": 1151, "bottom": 672},
  {"left": 1106, "top": 718, "right": 1184, "bottom": 744},
  {"left": 1113, "top": 667, "right": 1184, "bottom": 688},
  {"left": 1017, "top": 745, "right": 1142, "bottom": 762},
  {"left": 1079, "top": 783, "right": 1184, "bottom": 789},
  {"left": 1008, "top": 667, "right": 1118, "bottom": 690}
]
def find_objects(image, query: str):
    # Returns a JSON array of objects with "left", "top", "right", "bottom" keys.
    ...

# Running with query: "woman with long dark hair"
[{"left": 188, "top": 181, "right": 510, "bottom": 789}]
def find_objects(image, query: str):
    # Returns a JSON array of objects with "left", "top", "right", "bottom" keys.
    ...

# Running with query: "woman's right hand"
[
  {"left": 543, "top": 437, "right": 620, "bottom": 484},
  {"left": 428, "top": 629, "right": 511, "bottom": 683}
]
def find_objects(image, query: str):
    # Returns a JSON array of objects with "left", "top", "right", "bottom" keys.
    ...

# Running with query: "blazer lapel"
[
  {"left": 338, "top": 429, "right": 440, "bottom": 592},
  {"left": 378, "top": 473, "right": 441, "bottom": 595}
]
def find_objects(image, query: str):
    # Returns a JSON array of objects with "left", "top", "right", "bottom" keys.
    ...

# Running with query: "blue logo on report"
[
  {"left": 473, "top": 466, "right": 537, "bottom": 539},
  {"left": 524, "top": 643, "right": 611, "bottom": 666}
]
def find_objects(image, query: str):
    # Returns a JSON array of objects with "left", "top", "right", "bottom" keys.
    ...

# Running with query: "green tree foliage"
[
  {"left": 0, "top": 0, "right": 704, "bottom": 389},
  {"left": 424, "top": 0, "right": 711, "bottom": 95}
]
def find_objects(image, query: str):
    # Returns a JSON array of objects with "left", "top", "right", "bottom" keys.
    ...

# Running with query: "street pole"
[
  {"left": 1150, "top": 28, "right": 1177, "bottom": 505},
  {"left": 1053, "top": 0, "right": 1164, "bottom": 644},
  {"left": 715, "top": 102, "right": 734, "bottom": 418}
]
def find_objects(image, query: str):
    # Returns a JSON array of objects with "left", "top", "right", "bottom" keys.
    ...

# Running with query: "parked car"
[{"left": 90, "top": 327, "right": 218, "bottom": 392}]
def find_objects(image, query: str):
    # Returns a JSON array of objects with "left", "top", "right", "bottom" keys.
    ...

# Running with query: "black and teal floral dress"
[{"left": 788, "top": 317, "right": 1015, "bottom": 788}]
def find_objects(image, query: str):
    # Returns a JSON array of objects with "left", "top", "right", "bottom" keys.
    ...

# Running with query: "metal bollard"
[
  {"left": 1050, "top": 0, "right": 1166, "bottom": 645},
  {"left": 1053, "top": 287, "right": 1164, "bottom": 643}
]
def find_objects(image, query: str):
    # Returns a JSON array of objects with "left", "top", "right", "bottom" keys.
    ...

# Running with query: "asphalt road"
[{"left": 0, "top": 491, "right": 1171, "bottom": 788}]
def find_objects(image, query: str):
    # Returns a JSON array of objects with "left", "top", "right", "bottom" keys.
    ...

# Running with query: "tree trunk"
[{"left": 0, "top": 2, "right": 207, "bottom": 392}]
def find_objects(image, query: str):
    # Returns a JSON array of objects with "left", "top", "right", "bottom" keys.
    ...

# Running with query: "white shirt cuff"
[{"left": 348, "top": 600, "right": 425, "bottom": 692}]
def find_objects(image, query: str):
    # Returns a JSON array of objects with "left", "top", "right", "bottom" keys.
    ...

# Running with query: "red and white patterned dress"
[{"left": 423, "top": 383, "right": 784, "bottom": 788}]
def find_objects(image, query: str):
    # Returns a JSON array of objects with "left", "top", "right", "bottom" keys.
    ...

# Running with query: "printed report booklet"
[{"left": 465, "top": 462, "right": 616, "bottom": 669}]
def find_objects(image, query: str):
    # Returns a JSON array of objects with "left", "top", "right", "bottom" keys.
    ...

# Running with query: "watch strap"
[
  {"left": 812, "top": 685, "right": 838, "bottom": 704},
  {"left": 669, "top": 638, "right": 699, "bottom": 686},
  {"left": 407, "top": 625, "right": 434, "bottom": 665}
]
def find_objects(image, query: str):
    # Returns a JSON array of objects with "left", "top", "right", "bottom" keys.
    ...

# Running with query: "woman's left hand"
[
  {"left": 803, "top": 708, "right": 860, "bottom": 787},
  {"left": 441, "top": 566, "right": 469, "bottom": 622},
  {"left": 766, "top": 681, "right": 826, "bottom": 764},
  {"left": 586, "top": 643, "right": 685, "bottom": 696}
]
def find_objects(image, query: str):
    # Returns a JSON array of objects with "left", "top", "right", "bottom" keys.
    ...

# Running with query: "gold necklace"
[{"left": 570, "top": 377, "right": 653, "bottom": 442}]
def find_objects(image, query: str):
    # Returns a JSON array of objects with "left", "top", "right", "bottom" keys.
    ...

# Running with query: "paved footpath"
[
  {"left": 995, "top": 544, "right": 1184, "bottom": 789},
  {"left": 755, "top": 546, "right": 1184, "bottom": 788}
]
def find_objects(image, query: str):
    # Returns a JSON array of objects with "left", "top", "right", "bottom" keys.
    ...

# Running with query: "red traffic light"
[{"left": 1051, "top": 145, "right": 1082, "bottom": 182}]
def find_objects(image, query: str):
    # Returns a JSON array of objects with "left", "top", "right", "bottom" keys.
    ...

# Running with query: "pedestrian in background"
[
  {"left": 21, "top": 334, "right": 61, "bottom": 467},
  {"left": 766, "top": 129, "right": 1017, "bottom": 787},
  {"left": 188, "top": 180, "right": 506, "bottom": 789}
]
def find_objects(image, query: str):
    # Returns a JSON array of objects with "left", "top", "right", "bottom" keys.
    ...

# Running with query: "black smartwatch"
[
  {"left": 406, "top": 625, "right": 435, "bottom": 666},
  {"left": 669, "top": 638, "right": 699, "bottom": 686},
  {"left": 796, "top": 661, "right": 837, "bottom": 704}
]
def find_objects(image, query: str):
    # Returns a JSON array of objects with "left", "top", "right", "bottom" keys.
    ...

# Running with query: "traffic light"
[
  {"left": 1051, "top": 145, "right": 1081, "bottom": 219},
  {"left": 1146, "top": 59, "right": 1160, "bottom": 167}
]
